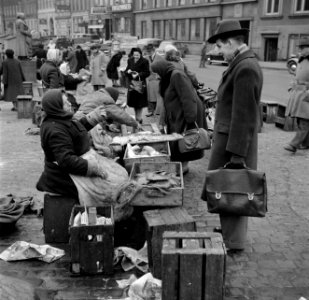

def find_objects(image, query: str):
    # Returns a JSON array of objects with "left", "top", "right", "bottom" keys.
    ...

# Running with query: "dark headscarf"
[
  {"left": 151, "top": 59, "right": 176, "bottom": 98},
  {"left": 42, "top": 89, "right": 73, "bottom": 119}
]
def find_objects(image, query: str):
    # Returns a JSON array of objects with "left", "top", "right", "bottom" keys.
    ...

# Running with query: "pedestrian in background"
[
  {"left": 151, "top": 59, "right": 206, "bottom": 174},
  {"left": 15, "top": 12, "right": 32, "bottom": 60},
  {"left": 89, "top": 44, "right": 108, "bottom": 91},
  {"left": 32, "top": 44, "right": 47, "bottom": 80},
  {"left": 40, "top": 48, "right": 63, "bottom": 89},
  {"left": 124, "top": 47, "right": 150, "bottom": 124},
  {"left": 1, "top": 49, "right": 25, "bottom": 111},
  {"left": 199, "top": 41, "right": 207, "bottom": 68},
  {"left": 106, "top": 51, "right": 125, "bottom": 87},
  {"left": 75, "top": 45, "right": 89, "bottom": 73},
  {"left": 284, "top": 38, "right": 309, "bottom": 152},
  {"left": 201, "top": 20, "right": 263, "bottom": 253}
]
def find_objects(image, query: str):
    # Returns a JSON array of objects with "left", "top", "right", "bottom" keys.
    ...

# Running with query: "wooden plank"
[
  {"left": 163, "top": 231, "right": 222, "bottom": 240},
  {"left": 161, "top": 239, "right": 178, "bottom": 300},
  {"left": 179, "top": 239, "right": 204, "bottom": 300},
  {"left": 204, "top": 237, "right": 226, "bottom": 300}
]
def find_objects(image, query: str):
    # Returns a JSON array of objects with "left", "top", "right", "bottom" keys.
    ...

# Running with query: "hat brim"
[{"left": 208, "top": 29, "right": 249, "bottom": 44}]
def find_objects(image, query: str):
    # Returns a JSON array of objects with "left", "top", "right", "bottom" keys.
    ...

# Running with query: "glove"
[
  {"left": 86, "top": 159, "right": 108, "bottom": 179},
  {"left": 229, "top": 155, "right": 245, "bottom": 166},
  {"left": 86, "top": 106, "right": 107, "bottom": 126}
]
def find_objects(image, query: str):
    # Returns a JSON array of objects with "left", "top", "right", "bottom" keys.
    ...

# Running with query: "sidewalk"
[{"left": 1, "top": 98, "right": 309, "bottom": 299}]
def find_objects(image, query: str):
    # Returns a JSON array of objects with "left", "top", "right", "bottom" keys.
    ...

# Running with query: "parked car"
[
  {"left": 206, "top": 46, "right": 228, "bottom": 66},
  {"left": 157, "top": 40, "right": 188, "bottom": 58},
  {"left": 287, "top": 54, "right": 298, "bottom": 75},
  {"left": 137, "top": 38, "right": 162, "bottom": 55}
]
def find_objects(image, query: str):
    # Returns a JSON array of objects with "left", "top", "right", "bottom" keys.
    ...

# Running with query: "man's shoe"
[
  {"left": 284, "top": 144, "right": 296, "bottom": 153},
  {"left": 298, "top": 144, "right": 309, "bottom": 150},
  {"left": 146, "top": 112, "right": 154, "bottom": 117}
]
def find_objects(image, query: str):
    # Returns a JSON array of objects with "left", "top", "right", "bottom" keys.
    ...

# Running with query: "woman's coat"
[{"left": 90, "top": 51, "right": 108, "bottom": 86}]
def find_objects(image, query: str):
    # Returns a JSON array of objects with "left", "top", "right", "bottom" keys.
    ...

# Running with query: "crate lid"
[{"left": 17, "top": 95, "right": 33, "bottom": 100}]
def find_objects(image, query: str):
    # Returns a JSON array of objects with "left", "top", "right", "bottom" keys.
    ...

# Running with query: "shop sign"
[
  {"left": 91, "top": 6, "right": 107, "bottom": 14},
  {"left": 39, "top": 19, "right": 47, "bottom": 25},
  {"left": 112, "top": 4, "right": 132, "bottom": 12}
]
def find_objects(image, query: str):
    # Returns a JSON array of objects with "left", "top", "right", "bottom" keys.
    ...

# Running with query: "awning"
[{"left": 88, "top": 25, "right": 104, "bottom": 29}]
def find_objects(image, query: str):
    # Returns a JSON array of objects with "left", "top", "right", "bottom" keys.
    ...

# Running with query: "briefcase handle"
[{"left": 224, "top": 161, "right": 248, "bottom": 169}]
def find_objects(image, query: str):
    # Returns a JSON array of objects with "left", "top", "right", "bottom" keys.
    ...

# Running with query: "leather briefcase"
[{"left": 205, "top": 164, "right": 267, "bottom": 217}]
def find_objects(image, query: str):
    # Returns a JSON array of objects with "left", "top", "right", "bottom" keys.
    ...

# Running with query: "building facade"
[{"left": 37, "top": 0, "right": 56, "bottom": 37}]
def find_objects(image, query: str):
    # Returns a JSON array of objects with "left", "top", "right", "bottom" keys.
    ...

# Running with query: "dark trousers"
[{"left": 290, "top": 118, "right": 309, "bottom": 148}]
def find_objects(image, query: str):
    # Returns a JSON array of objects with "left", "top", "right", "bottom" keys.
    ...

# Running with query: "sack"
[
  {"left": 130, "top": 78, "right": 146, "bottom": 94},
  {"left": 205, "top": 163, "right": 267, "bottom": 217},
  {"left": 178, "top": 122, "right": 211, "bottom": 153}
]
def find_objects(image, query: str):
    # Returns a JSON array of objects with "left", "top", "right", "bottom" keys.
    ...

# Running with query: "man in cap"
[
  {"left": 201, "top": 19, "right": 263, "bottom": 253},
  {"left": 284, "top": 38, "right": 309, "bottom": 152}
]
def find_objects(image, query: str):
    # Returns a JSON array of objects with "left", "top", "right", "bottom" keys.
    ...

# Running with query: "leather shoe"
[
  {"left": 213, "top": 227, "right": 222, "bottom": 234},
  {"left": 284, "top": 144, "right": 296, "bottom": 153}
]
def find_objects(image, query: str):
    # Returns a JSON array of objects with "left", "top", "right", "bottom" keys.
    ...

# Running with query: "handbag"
[
  {"left": 178, "top": 122, "right": 211, "bottom": 153},
  {"left": 130, "top": 77, "right": 146, "bottom": 94},
  {"left": 205, "top": 163, "right": 267, "bottom": 217}
]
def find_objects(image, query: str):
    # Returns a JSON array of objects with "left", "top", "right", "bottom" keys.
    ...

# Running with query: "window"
[
  {"left": 190, "top": 19, "right": 200, "bottom": 41},
  {"left": 295, "top": 0, "right": 309, "bottom": 12},
  {"left": 153, "top": 20, "right": 161, "bottom": 38},
  {"left": 193, "top": 0, "right": 200, "bottom": 3},
  {"left": 179, "top": 0, "right": 186, "bottom": 5},
  {"left": 141, "top": 0, "right": 147, "bottom": 9},
  {"left": 166, "top": 0, "right": 172, "bottom": 7},
  {"left": 265, "top": 0, "right": 281, "bottom": 15},
  {"left": 176, "top": 19, "right": 186, "bottom": 40},
  {"left": 164, "top": 20, "right": 173, "bottom": 39},
  {"left": 141, "top": 21, "right": 147, "bottom": 38},
  {"left": 154, "top": 0, "right": 160, "bottom": 7}
]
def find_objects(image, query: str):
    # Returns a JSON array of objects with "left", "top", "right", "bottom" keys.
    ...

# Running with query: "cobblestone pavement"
[{"left": 1, "top": 81, "right": 309, "bottom": 299}]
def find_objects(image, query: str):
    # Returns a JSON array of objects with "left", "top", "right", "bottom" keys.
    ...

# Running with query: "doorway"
[{"left": 264, "top": 38, "right": 278, "bottom": 61}]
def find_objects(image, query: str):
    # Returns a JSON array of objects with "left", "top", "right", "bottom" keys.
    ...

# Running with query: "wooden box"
[
  {"left": 129, "top": 162, "right": 184, "bottom": 207},
  {"left": 143, "top": 208, "right": 196, "bottom": 279},
  {"left": 261, "top": 100, "right": 278, "bottom": 123},
  {"left": 22, "top": 81, "right": 33, "bottom": 96},
  {"left": 123, "top": 141, "right": 171, "bottom": 172},
  {"left": 43, "top": 194, "right": 78, "bottom": 243},
  {"left": 69, "top": 205, "right": 114, "bottom": 275},
  {"left": 16, "top": 95, "right": 33, "bottom": 119},
  {"left": 162, "top": 231, "right": 226, "bottom": 300},
  {"left": 275, "top": 104, "right": 297, "bottom": 131}
]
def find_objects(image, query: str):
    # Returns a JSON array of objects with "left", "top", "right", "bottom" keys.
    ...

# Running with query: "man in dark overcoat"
[
  {"left": 201, "top": 20, "right": 263, "bottom": 253},
  {"left": 2, "top": 49, "right": 25, "bottom": 110}
]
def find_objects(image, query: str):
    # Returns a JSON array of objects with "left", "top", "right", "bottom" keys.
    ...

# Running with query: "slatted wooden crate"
[
  {"left": 143, "top": 207, "right": 196, "bottom": 279},
  {"left": 261, "top": 99, "right": 278, "bottom": 123},
  {"left": 275, "top": 103, "right": 297, "bottom": 131},
  {"left": 123, "top": 141, "right": 171, "bottom": 172},
  {"left": 129, "top": 162, "right": 184, "bottom": 207},
  {"left": 69, "top": 205, "right": 114, "bottom": 275},
  {"left": 16, "top": 95, "right": 33, "bottom": 119},
  {"left": 162, "top": 231, "right": 226, "bottom": 300}
]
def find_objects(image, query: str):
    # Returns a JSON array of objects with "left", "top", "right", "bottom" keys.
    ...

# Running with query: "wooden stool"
[
  {"left": 143, "top": 207, "right": 196, "bottom": 279},
  {"left": 16, "top": 95, "right": 33, "bottom": 119},
  {"left": 43, "top": 194, "right": 78, "bottom": 243},
  {"left": 261, "top": 99, "right": 278, "bottom": 123},
  {"left": 162, "top": 231, "right": 226, "bottom": 300}
]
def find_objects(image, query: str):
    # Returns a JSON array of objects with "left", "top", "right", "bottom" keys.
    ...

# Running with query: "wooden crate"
[
  {"left": 123, "top": 141, "right": 171, "bottom": 172},
  {"left": 69, "top": 205, "right": 114, "bottom": 275},
  {"left": 143, "top": 208, "right": 196, "bottom": 279},
  {"left": 129, "top": 162, "right": 184, "bottom": 207},
  {"left": 275, "top": 104, "right": 297, "bottom": 131},
  {"left": 162, "top": 231, "right": 226, "bottom": 300},
  {"left": 261, "top": 100, "right": 278, "bottom": 123},
  {"left": 16, "top": 95, "right": 33, "bottom": 119},
  {"left": 43, "top": 194, "right": 78, "bottom": 243},
  {"left": 22, "top": 81, "right": 33, "bottom": 96}
]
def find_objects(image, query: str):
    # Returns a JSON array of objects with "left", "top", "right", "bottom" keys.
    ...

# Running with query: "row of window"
[
  {"left": 266, "top": 0, "right": 309, "bottom": 15},
  {"left": 141, "top": 0, "right": 216, "bottom": 9}
]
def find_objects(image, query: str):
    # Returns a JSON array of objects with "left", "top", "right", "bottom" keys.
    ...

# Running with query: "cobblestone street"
[{"left": 0, "top": 74, "right": 309, "bottom": 299}]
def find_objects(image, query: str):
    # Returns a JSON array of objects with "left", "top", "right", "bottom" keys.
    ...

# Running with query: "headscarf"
[
  {"left": 151, "top": 59, "right": 176, "bottom": 97},
  {"left": 42, "top": 89, "right": 73, "bottom": 120},
  {"left": 104, "top": 87, "right": 119, "bottom": 102},
  {"left": 47, "top": 49, "right": 61, "bottom": 62},
  {"left": 59, "top": 62, "right": 69, "bottom": 75}
]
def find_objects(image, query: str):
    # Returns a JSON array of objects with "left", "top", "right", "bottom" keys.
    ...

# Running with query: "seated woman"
[{"left": 36, "top": 89, "right": 107, "bottom": 199}]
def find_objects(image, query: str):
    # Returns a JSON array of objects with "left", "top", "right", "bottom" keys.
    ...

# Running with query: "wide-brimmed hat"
[
  {"left": 298, "top": 38, "right": 309, "bottom": 48},
  {"left": 208, "top": 19, "right": 249, "bottom": 44}
]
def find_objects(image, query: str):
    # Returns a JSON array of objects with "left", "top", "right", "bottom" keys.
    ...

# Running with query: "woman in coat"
[
  {"left": 89, "top": 44, "right": 108, "bottom": 90},
  {"left": 201, "top": 20, "right": 263, "bottom": 253},
  {"left": 40, "top": 49, "right": 63, "bottom": 89},
  {"left": 125, "top": 47, "right": 150, "bottom": 123},
  {"left": 36, "top": 89, "right": 107, "bottom": 199},
  {"left": 1, "top": 49, "right": 25, "bottom": 111},
  {"left": 151, "top": 59, "right": 206, "bottom": 173},
  {"left": 106, "top": 51, "right": 125, "bottom": 87}
]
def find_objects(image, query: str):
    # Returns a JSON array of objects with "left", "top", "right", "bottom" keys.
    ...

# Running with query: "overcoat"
[
  {"left": 90, "top": 51, "right": 108, "bottom": 86},
  {"left": 201, "top": 49, "right": 263, "bottom": 249},
  {"left": 40, "top": 60, "right": 63, "bottom": 89},
  {"left": 2, "top": 58, "right": 25, "bottom": 102},
  {"left": 125, "top": 56, "right": 150, "bottom": 109},
  {"left": 15, "top": 18, "right": 31, "bottom": 57}
]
